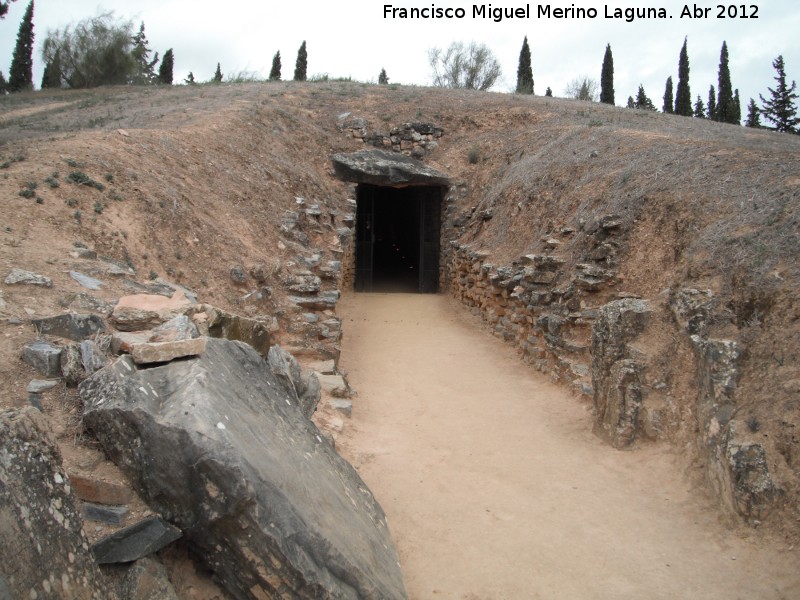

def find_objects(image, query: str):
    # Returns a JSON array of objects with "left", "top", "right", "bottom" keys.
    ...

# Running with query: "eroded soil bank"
[{"left": 337, "top": 293, "right": 799, "bottom": 600}]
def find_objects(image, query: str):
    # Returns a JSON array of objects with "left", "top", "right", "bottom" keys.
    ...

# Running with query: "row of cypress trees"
[{"left": 515, "top": 34, "right": 798, "bottom": 133}]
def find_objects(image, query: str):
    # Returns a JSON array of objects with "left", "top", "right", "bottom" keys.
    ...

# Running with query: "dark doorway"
[{"left": 355, "top": 184, "right": 442, "bottom": 293}]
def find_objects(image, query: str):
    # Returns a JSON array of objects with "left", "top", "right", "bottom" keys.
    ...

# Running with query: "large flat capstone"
[
  {"left": 331, "top": 149, "right": 450, "bottom": 187},
  {"left": 80, "top": 338, "right": 406, "bottom": 600}
]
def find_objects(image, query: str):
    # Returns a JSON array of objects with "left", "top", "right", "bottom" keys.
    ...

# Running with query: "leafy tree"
[
  {"left": 565, "top": 76, "right": 598, "bottom": 101},
  {"left": 42, "top": 13, "right": 136, "bottom": 89},
  {"left": 733, "top": 89, "right": 741, "bottom": 124},
  {"left": 600, "top": 43, "right": 614, "bottom": 105},
  {"left": 634, "top": 84, "right": 656, "bottom": 111},
  {"left": 707, "top": 85, "right": 717, "bottom": 120},
  {"left": 130, "top": 22, "right": 159, "bottom": 84},
  {"left": 429, "top": 41, "right": 501, "bottom": 91},
  {"left": 8, "top": 0, "right": 34, "bottom": 92},
  {"left": 158, "top": 48, "right": 173, "bottom": 85},
  {"left": 269, "top": 51, "right": 281, "bottom": 81},
  {"left": 674, "top": 37, "right": 692, "bottom": 116},
  {"left": 694, "top": 95, "right": 706, "bottom": 118},
  {"left": 213, "top": 62, "right": 223, "bottom": 82},
  {"left": 759, "top": 55, "right": 800, "bottom": 133},
  {"left": 515, "top": 36, "right": 533, "bottom": 94},
  {"left": 294, "top": 40, "right": 307, "bottom": 81},
  {"left": 716, "top": 41, "right": 737, "bottom": 123},
  {"left": 0, "top": 0, "right": 17, "bottom": 18},
  {"left": 185, "top": 71, "right": 195, "bottom": 85},
  {"left": 544, "top": 86, "right": 552, "bottom": 97},
  {"left": 745, "top": 98, "right": 761, "bottom": 128},
  {"left": 662, "top": 76, "right": 674, "bottom": 113},
  {"left": 378, "top": 68, "right": 388, "bottom": 85},
  {"left": 41, "top": 48, "right": 61, "bottom": 88}
]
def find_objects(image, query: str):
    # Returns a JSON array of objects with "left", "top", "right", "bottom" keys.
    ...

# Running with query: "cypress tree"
[
  {"left": 674, "top": 37, "right": 692, "bottom": 116},
  {"left": 213, "top": 63, "right": 223, "bottom": 82},
  {"left": 716, "top": 41, "right": 736, "bottom": 123},
  {"left": 745, "top": 98, "right": 761, "bottom": 128},
  {"left": 269, "top": 51, "right": 281, "bottom": 81},
  {"left": 185, "top": 71, "right": 195, "bottom": 85},
  {"left": 545, "top": 86, "right": 552, "bottom": 97},
  {"left": 8, "top": 0, "right": 34, "bottom": 92},
  {"left": 294, "top": 41, "right": 307, "bottom": 81},
  {"left": 515, "top": 36, "right": 533, "bottom": 94},
  {"left": 158, "top": 48, "right": 174, "bottom": 85},
  {"left": 635, "top": 84, "right": 656, "bottom": 111},
  {"left": 707, "top": 85, "right": 717, "bottom": 120},
  {"left": 378, "top": 68, "right": 389, "bottom": 85},
  {"left": 600, "top": 43, "right": 614, "bottom": 105},
  {"left": 733, "top": 89, "right": 741, "bottom": 124},
  {"left": 759, "top": 55, "right": 800, "bottom": 133},
  {"left": 662, "top": 76, "right": 674, "bottom": 113},
  {"left": 41, "top": 49, "right": 61, "bottom": 89},
  {"left": 0, "top": 70, "right": 7, "bottom": 94},
  {"left": 694, "top": 95, "right": 706, "bottom": 118},
  {"left": 0, "top": 1, "right": 16, "bottom": 18},
  {"left": 626, "top": 96, "right": 635, "bottom": 109}
]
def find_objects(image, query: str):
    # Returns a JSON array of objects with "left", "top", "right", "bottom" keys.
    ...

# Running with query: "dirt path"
[{"left": 336, "top": 293, "right": 799, "bottom": 600}]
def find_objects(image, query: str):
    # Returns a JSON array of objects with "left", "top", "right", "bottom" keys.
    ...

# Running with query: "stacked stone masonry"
[{"left": 340, "top": 118, "right": 444, "bottom": 158}]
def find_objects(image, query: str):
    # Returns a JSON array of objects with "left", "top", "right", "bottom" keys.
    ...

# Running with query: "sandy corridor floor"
[{"left": 336, "top": 293, "right": 799, "bottom": 600}]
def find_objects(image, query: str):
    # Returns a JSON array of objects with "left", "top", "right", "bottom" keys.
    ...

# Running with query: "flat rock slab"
[
  {"left": 112, "top": 291, "right": 193, "bottom": 332},
  {"left": 4, "top": 268, "right": 52, "bottom": 287},
  {"left": 69, "top": 472, "right": 133, "bottom": 505},
  {"left": 80, "top": 338, "right": 407, "bottom": 599},
  {"left": 31, "top": 312, "right": 106, "bottom": 341},
  {"left": 70, "top": 270, "right": 104, "bottom": 290},
  {"left": 91, "top": 516, "right": 182, "bottom": 564},
  {"left": 131, "top": 337, "right": 208, "bottom": 365},
  {"left": 332, "top": 149, "right": 450, "bottom": 187}
]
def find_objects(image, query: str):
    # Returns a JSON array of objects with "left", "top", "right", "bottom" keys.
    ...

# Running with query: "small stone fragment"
[{"left": 4, "top": 268, "right": 52, "bottom": 287}]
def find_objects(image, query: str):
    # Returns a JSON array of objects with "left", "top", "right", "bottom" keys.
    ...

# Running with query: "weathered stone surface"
[
  {"left": 32, "top": 313, "right": 106, "bottom": 341},
  {"left": 331, "top": 399, "right": 353, "bottom": 417},
  {"left": 66, "top": 292, "right": 114, "bottom": 316},
  {"left": 91, "top": 517, "right": 182, "bottom": 565},
  {"left": 131, "top": 337, "right": 207, "bottom": 365},
  {"left": 61, "top": 343, "right": 85, "bottom": 385},
  {"left": 107, "top": 556, "right": 180, "bottom": 600},
  {"left": 307, "top": 359, "right": 336, "bottom": 375},
  {"left": 112, "top": 291, "right": 193, "bottom": 332},
  {"left": 0, "top": 407, "right": 117, "bottom": 599},
  {"left": 287, "top": 274, "right": 322, "bottom": 294},
  {"left": 268, "top": 345, "right": 321, "bottom": 418},
  {"left": 670, "top": 288, "right": 716, "bottom": 336},
  {"left": 4, "top": 268, "right": 52, "bottom": 287},
  {"left": 27, "top": 379, "right": 59, "bottom": 393},
  {"left": 318, "top": 374, "right": 349, "bottom": 398},
  {"left": 69, "top": 472, "right": 134, "bottom": 505},
  {"left": 81, "top": 340, "right": 107, "bottom": 375},
  {"left": 591, "top": 299, "right": 651, "bottom": 447},
  {"left": 82, "top": 502, "right": 130, "bottom": 525},
  {"left": 204, "top": 306, "right": 271, "bottom": 356},
  {"left": 290, "top": 290, "right": 340, "bottom": 311},
  {"left": 22, "top": 340, "right": 62, "bottom": 377},
  {"left": 332, "top": 149, "right": 450, "bottom": 186},
  {"left": 70, "top": 271, "right": 104, "bottom": 290},
  {"left": 148, "top": 315, "right": 199, "bottom": 343},
  {"left": 229, "top": 264, "right": 247, "bottom": 284},
  {"left": 80, "top": 339, "right": 406, "bottom": 599},
  {"left": 111, "top": 331, "right": 151, "bottom": 354}
]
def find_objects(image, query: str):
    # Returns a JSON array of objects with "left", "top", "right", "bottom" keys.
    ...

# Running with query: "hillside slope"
[{"left": 1, "top": 81, "right": 799, "bottom": 548}]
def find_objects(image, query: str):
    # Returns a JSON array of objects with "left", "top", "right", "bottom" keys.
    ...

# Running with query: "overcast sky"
[{"left": 1, "top": 1, "right": 799, "bottom": 113}]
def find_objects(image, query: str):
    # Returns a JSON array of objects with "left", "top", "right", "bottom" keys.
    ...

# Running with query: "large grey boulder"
[
  {"left": 0, "top": 407, "right": 117, "bottom": 599},
  {"left": 332, "top": 149, "right": 450, "bottom": 187},
  {"left": 80, "top": 338, "right": 406, "bottom": 600}
]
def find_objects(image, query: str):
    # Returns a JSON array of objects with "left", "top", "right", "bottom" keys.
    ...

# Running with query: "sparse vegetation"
[
  {"left": 467, "top": 146, "right": 480, "bottom": 164},
  {"left": 428, "top": 41, "right": 502, "bottom": 91},
  {"left": 67, "top": 171, "right": 105, "bottom": 191}
]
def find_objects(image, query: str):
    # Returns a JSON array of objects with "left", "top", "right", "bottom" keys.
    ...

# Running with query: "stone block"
[
  {"left": 131, "top": 337, "right": 207, "bottom": 365},
  {"left": 91, "top": 516, "right": 182, "bottom": 565},
  {"left": 22, "top": 341, "right": 62, "bottom": 377},
  {"left": 32, "top": 313, "right": 106, "bottom": 341},
  {"left": 4, "top": 268, "right": 52, "bottom": 287},
  {"left": 69, "top": 472, "right": 133, "bottom": 505}
]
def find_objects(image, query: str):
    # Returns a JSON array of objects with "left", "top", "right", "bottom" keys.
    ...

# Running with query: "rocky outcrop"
[
  {"left": 80, "top": 338, "right": 406, "bottom": 600},
  {"left": 0, "top": 407, "right": 117, "bottom": 599},
  {"left": 591, "top": 299, "right": 651, "bottom": 448},
  {"left": 332, "top": 149, "right": 450, "bottom": 187}
]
